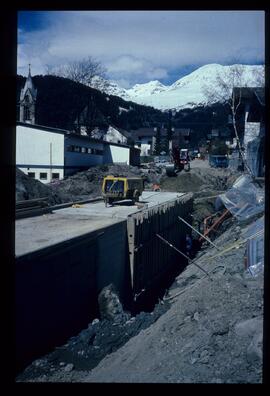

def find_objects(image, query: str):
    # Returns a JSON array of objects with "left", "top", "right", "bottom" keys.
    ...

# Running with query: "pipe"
[{"left": 178, "top": 216, "right": 220, "bottom": 251}]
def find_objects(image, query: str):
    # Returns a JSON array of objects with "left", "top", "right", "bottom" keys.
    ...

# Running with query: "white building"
[
  {"left": 16, "top": 123, "right": 140, "bottom": 183},
  {"left": 103, "top": 126, "right": 129, "bottom": 144}
]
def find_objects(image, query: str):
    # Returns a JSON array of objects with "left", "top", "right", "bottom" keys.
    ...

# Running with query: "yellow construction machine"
[{"left": 102, "top": 175, "right": 144, "bottom": 206}]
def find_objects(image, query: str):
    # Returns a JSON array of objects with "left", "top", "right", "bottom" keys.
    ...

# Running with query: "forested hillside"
[
  {"left": 17, "top": 74, "right": 231, "bottom": 145},
  {"left": 17, "top": 75, "right": 169, "bottom": 131}
]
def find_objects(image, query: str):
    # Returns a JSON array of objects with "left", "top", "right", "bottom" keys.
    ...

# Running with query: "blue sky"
[{"left": 18, "top": 10, "right": 265, "bottom": 88}]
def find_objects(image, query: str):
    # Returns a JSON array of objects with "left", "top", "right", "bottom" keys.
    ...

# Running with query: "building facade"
[
  {"left": 16, "top": 123, "right": 140, "bottom": 183},
  {"left": 230, "top": 87, "right": 265, "bottom": 177},
  {"left": 131, "top": 127, "right": 193, "bottom": 156}
]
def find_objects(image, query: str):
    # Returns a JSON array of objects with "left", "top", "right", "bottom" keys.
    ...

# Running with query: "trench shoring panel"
[{"left": 127, "top": 193, "right": 193, "bottom": 297}]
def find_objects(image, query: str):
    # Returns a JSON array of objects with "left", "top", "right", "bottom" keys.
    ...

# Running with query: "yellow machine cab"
[{"left": 102, "top": 175, "right": 144, "bottom": 206}]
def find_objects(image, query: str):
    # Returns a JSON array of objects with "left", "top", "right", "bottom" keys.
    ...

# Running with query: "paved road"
[{"left": 190, "top": 158, "right": 210, "bottom": 169}]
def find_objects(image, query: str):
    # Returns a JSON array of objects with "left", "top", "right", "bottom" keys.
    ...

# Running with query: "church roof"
[{"left": 20, "top": 66, "right": 37, "bottom": 100}]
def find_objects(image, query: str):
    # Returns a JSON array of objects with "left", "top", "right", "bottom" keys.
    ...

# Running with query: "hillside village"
[{"left": 15, "top": 62, "right": 265, "bottom": 383}]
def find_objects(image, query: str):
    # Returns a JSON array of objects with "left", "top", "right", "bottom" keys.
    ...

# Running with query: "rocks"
[
  {"left": 246, "top": 331, "right": 263, "bottom": 363},
  {"left": 193, "top": 312, "right": 200, "bottom": 322},
  {"left": 64, "top": 363, "right": 74, "bottom": 372},
  {"left": 234, "top": 317, "right": 263, "bottom": 338},
  {"left": 98, "top": 284, "right": 130, "bottom": 324}
]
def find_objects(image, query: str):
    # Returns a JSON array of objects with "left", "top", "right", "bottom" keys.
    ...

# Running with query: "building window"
[
  {"left": 74, "top": 146, "right": 81, "bottom": 153},
  {"left": 52, "top": 173, "right": 60, "bottom": 179},
  {"left": 67, "top": 145, "right": 74, "bottom": 152},
  {"left": 24, "top": 106, "right": 30, "bottom": 120},
  {"left": 27, "top": 172, "right": 35, "bottom": 178},
  {"left": 87, "top": 148, "right": 92, "bottom": 154},
  {"left": 81, "top": 147, "right": 87, "bottom": 153},
  {"left": 40, "top": 172, "right": 47, "bottom": 180}
]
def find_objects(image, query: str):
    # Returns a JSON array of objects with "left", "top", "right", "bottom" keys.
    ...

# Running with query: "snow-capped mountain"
[
  {"left": 126, "top": 80, "right": 167, "bottom": 97},
  {"left": 102, "top": 64, "right": 264, "bottom": 111}
]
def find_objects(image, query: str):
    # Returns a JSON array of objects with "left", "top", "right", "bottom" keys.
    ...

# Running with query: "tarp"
[
  {"left": 219, "top": 175, "right": 264, "bottom": 221},
  {"left": 242, "top": 216, "right": 264, "bottom": 276}
]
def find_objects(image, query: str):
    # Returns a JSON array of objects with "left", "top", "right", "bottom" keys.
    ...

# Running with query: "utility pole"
[{"left": 49, "top": 142, "right": 52, "bottom": 182}]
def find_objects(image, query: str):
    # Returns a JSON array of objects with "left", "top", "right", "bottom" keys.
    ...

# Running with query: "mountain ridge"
[{"left": 103, "top": 64, "right": 264, "bottom": 111}]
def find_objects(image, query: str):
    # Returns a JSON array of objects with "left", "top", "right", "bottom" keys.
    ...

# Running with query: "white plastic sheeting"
[
  {"left": 242, "top": 216, "right": 264, "bottom": 277},
  {"left": 219, "top": 175, "right": 264, "bottom": 221}
]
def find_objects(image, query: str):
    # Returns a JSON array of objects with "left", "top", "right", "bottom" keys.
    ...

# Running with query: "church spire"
[{"left": 19, "top": 63, "right": 37, "bottom": 124}]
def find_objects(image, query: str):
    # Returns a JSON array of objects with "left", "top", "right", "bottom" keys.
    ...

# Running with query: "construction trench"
[{"left": 15, "top": 191, "right": 193, "bottom": 374}]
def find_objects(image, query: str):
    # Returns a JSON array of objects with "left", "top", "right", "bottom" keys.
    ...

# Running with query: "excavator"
[{"left": 165, "top": 147, "right": 190, "bottom": 176}]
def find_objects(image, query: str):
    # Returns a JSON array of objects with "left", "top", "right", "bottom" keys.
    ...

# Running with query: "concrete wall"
[
  {"left": 15, "top": 221, "right": 131, "bottom": 372},
  {"left": 16, "top": 231, "right": 99, "bottom": 372},
  {"left": 16, "top": 125, "right": 65, "bottom": 182},
  {"left": 96, "top": 221, "right": 132, "bottom": 304}
]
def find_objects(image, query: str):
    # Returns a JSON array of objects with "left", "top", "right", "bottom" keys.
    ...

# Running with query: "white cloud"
[
  {"left": 107, "top": 56, "right": 146, "bottom": 74},
  {"left": 18, "top": 10, "right": 265, "bottom": 86},
  {"left": 146, "top": 68, "right": 168, "bottom": 80}
]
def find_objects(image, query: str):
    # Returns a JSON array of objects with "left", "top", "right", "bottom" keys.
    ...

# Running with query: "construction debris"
[{"left": 219, "top": 175, "right": 264, "bottom": 221}]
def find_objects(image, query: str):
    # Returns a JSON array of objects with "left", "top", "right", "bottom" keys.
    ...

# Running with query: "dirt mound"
[
  {"left": 160, "top": 167, "right": 239, "bottom": 194},
  {"left": 49, "top": 164, "right": 162, "bottom": 203},
  {"left": 16, "top": 168, "right": 63, "bottom": 205}
]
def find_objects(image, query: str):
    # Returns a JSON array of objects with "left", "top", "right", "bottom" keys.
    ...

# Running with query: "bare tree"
[
  {"left": 45, "top": 56, "right": 109, "bottom": 92},
  {"left": 202, "top": 64, "right": 263, "bottom": 178}
]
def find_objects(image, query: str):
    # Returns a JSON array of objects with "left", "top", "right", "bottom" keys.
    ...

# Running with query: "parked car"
[
  {"left": 209, "top": 155, "right": 229, "bottom": 168},
  {"left": 190, "top": 150, "right": 199, "bottom": 160}
]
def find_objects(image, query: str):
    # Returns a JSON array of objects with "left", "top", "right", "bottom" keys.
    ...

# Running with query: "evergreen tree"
[
  {"left": 153, "top": 127, "right": 162, "bottom": 155},
  {"left": 163, "top": 110, "right": 173, "bottom": 154}
]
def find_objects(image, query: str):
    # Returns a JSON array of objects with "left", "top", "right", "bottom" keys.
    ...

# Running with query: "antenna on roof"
[{"left": 28, "top": 63, "right": 31, "bottom": 76}]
